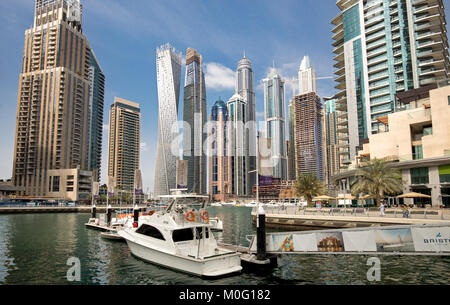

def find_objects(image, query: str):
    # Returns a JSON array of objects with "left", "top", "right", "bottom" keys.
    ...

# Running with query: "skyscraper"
[
  {"left": 289, "top": 92, "right": 324, "bottom": 181},
  {"left": 208, "top": 100, "right": 233, "bottom": 201},
  {"left": 153, "top": 43, "right": 182, "bottom": 199},
  {"left": 12, "top": 0, "right": 96, "bottom": 197},
  {"left": 236, "top": 55, "right": 257, "bottom": 194},
  {"left": 263, "top": 68, "right": 287, "bottom": 180},
  {"left": 332, "top": 0, "right": 450, "bottom": 168},
  {"left": 298, "top": 55, "right": 317, "bottom": 94},
  {"left": 323, "top": 98, "right": 339, "bottom": 186},
  {"left": 87, "top": 49, "right": 105, "bottom": 182},
  {"left": 227, "top": 94, "right": 248, "bottom": 195},
  {"left": 108, "top": 97, "right": 141, "bottom": 192},
  {"left": 182, "top": 48, "right": 207, "bottom": 194}
]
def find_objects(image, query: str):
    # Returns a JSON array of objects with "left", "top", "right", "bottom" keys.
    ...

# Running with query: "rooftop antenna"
[{"left": 243, "top": 50, "right": 246, "bottom": 58}]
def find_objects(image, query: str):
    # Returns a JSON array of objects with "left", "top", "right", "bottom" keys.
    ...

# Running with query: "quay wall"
[{"left": 0, "top": 206, "right": 147, "bottom": 215}]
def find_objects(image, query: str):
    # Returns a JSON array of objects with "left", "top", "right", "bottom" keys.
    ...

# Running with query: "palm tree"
[
  {"left": 293, "top": 173, "right": 327, "bottom": 207},
  {"left": 351, "top": 158, "right": 403, "bottom": 206}
]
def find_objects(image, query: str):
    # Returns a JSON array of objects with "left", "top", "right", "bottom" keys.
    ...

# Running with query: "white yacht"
[
  {"left": 244, "top": 201, "right": 257, "bottom": 208},
  {"left": 117, "top": 191, "right": 242, "bottom": 278},
  {"left": 209, "top": 217, "right": 223, "bottom": 231}
]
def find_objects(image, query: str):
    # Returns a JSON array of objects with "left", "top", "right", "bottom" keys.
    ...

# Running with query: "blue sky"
[{"left": 1, "top": 0, "right": 448, "bottom": 194}]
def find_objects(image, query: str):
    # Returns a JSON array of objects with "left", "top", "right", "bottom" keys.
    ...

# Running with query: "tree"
[
  {"left": 351, "top": 158, "right": 403, "bottom": 206},
  {"left": 293, "top": 173, "right": 327, "bottom": 207},
  {"left": 121, "top": 192, "right": 132, "bottom": 205}
]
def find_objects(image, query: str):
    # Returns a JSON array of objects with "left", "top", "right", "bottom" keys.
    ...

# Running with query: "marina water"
[{"left": 0, "top": 207, "right": 449, "bottom": 285}]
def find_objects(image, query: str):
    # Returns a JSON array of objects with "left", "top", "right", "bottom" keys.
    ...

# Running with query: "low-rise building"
[
  {"left": 47, "top": 168, "right": 92, "bottom": 202},
  {"left": 332, "top": 84, "right": 450, "bottom": 207}
]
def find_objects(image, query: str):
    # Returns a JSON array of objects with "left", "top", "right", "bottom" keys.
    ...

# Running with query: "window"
[
  {"left": 67, "top": 175, "right": 74, "bottom": 180},
  {"left": 195, "top": 227, "right": 209, "bottom": 240},
  {"left": 448, "top": 96, "right": 450, "bottom": 106},
  {"left": 172, "top": 228, "right": 194, "bottom": 242},
  {"left": 439, "top": 165, "right": 450, "bottom": 183},
  {"left": 52, "top": 176, "right": 60, "bottom": 192},
  {"left": 410, "top": 167, "right": 429, "bottom": 184},
  {"left": 136, "top": 224, "right": 165, "bottom": 240}
]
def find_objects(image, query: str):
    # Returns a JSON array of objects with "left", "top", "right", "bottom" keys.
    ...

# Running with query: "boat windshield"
[{"left": 172, "top": 227, "right": 209, "bottom": 242}]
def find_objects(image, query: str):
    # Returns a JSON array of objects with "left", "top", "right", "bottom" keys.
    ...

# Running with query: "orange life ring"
[
  {"left": 201, "top": 210, "right": 209, "bottom": 222},
  {"left": 185, "top": 211, "right": 195, "bottom": 222}
]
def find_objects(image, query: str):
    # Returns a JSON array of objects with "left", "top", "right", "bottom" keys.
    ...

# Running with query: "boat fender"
[
  {"left": 201, "top": 211, "right": 209, "bottom": 223},
  {"left": 185, "top": 211, "right": 195, "bottom": 222}
]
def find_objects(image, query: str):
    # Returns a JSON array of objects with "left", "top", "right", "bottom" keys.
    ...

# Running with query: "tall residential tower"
[
  {"left": 263, "top": 68, "right": 287, "bottom": 180},
  {"left": 12, "top": 0, "right": 97, "bottom": 198},
  {"left": 331, "top": 0, "right": 450, "bottom": 168},
  {"left": 87, "top": 49, "right": 105, "bottom": 182},
  {"left": 289, "top": 92, "right": 324, "bottom": 181},
  {"left": 153, "top": 43, "right": 182, "bottom": 199},
  {"left": 107, "top": 97, "right": 141, "bottom": 192}
]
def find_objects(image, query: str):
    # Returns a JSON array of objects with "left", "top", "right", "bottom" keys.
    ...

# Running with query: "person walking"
[
  {"left": 402, "top": 204, "right": 409, "bottom": 218},
  {"left": 380, "top": 201, "right": 385, "bottom": 216}
]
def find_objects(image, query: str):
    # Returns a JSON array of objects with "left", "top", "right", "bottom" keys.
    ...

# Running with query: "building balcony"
[
  {"left": 334, "top": 65, "right": 345, "bottom": 77},
  {"left": 413, "top": 4, "right": 440, "bottom": 15},
  {"left": 369, "top": 72, "right": 389, "bottom": 82},
  {"left": 419, "top": 58, "right": 445, "bottom": 67},
  {"left": 416, "top": 31, "right": 443, "bottom": 41},
  {"left": 333, "top": 51, "right": 344, "bottom": 62},
  {"left": 366, "top": 39, "right": 387, "bottom": 51},
  {"left": 368, "top": 56, "right": 388, "bottom": 66},
  {"left": 365, "top": 15, "right": 384, "bottom": 28},
  {"left": 365, "top": 22, "right": 385, "bottom": 36},
  {"left": 366, "top": 30, "right": 386, "bottom": 43},
  {"left": 420, "top": 67, "right": 446, "bottom": 77},
  {"left": 415, "top": 13, "right": 442, "bottom": 24},
  {"left": 368, "top": 64, "right": 388, "bottom": 74},
  {"left": 367, "top": 47, "right": 387, "bottom": 58}
]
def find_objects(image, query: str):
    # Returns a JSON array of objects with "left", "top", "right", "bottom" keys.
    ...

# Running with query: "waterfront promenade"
[
  {"left": 251, "top": 206, "right": 450, "bottom": 229},
  {"left": 0, "top": 205, "right": 147, "bottom": 214}
]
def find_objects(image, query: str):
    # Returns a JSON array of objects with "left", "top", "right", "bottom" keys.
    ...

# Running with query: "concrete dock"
[{"left": 252, "top": 207, "right": 450, "bottom": 229}]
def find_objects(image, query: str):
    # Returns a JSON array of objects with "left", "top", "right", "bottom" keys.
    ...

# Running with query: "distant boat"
[
  {"left": 209, "top": 217, "right": 223, "bottom": 231},
  {"left": 210, "top": 202, "right": 223, "bottom": 207}
]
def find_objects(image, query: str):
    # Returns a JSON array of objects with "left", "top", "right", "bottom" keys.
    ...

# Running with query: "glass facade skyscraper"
[
  {"left": 87, "top": 49, "right": 105, "bottom": 182},
  {"left": 236, "top": 56, "right": 256, "bottom": 194},
  {"left": 208, "top": 100, "right": 233, "bottom": 201},
  {"left": 332, "top": 0, "right": 450, "bottom": 168},
  {"left": 263, "top": 68, "right": 287, "bottom": 180},
  {"left": 153, "top": 43, "right": 182, "bottom": 199},
  {"left": 227, "top": 94, "right": 248, "bottom": 195},
  {"left": 323, "top": 99, "right": 339, "bottom": 186},
  {"left": 182, "top": 48, "right": 207, "bottom": 194}
]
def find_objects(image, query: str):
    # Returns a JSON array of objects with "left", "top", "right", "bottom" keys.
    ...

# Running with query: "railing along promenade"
[
  {"left": 252, "top": 206, "right": 450, "bottom": 228},
  {"left": 260, "top": 206, "right": 450, "bottom": 220}
]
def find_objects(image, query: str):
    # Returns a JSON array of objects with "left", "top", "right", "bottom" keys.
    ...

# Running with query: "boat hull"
[{"left": 122, "top": 234, "right": 242, "bottom": 278}]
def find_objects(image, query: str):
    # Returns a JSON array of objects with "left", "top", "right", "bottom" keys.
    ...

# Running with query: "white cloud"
[
  {"left": 140, "top": 141, "right": 148, "bottom": 152},
  {"left": 204, "top": 62, "right": 235, "bottom": 91},
  {"left": 102, "top": 124, "right": 109, "bottom": 131}
]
